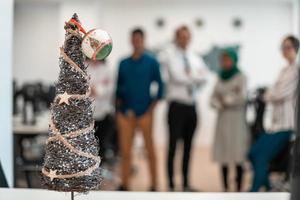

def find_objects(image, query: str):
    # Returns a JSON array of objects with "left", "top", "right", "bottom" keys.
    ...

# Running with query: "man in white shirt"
[
  {"left": 160, "top": 25, "right": 207, "bottom": 191},
  {"left": 88, "top": 59, "right": 116, "bottom": 162}
]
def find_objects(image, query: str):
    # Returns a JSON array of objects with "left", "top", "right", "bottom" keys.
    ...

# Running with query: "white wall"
[
  {"left": 13, "top": 2, "right": 60, "bottom": 84},
  {"left": 13, "top": 1, "right": 104, "bottom": 85},
  {"left": 101, "top": 0, "right": 293, "bottom": 88},
  {"left": 13, "top": 0, "right": 296, "bottom": 146},
  {"left": 58, "top": 1, "right": 102, "bottom": 44},
  {"left": 293, "top": 0, "right": 300, "bottom": 35},
  {"left": 0, "top": 0, "right": 14, "bottom": 187}
]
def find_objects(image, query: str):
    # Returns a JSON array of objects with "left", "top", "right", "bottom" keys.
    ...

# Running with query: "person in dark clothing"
[{"left": 291, "top": 54, "right": 300, "bottom": 200}]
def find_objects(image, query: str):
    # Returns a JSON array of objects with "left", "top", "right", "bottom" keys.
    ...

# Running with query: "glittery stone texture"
[{"left": 41, "top": 13, "right": 101, "bottom": 192}]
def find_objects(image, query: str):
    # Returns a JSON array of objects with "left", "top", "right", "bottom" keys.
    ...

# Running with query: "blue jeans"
[{"left": 248, "top": 130, "right": 292, "bottom": 192}]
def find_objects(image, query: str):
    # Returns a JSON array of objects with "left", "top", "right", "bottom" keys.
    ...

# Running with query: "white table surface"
[
  {"left": 13, "top": 112, "right": 49, "bottom": 134},
  {"left": 0, "top": 188, "right": 290, "bottom": 200}
]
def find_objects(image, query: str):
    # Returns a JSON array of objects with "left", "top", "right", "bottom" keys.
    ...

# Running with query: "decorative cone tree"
[{"left": 41, "top": 14, "right": 101, "bottom": 192}]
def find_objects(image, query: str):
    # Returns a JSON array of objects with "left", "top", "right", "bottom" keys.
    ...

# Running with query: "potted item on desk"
[{"left": 20, "top": 83, "right": 39, "bottom": 125}]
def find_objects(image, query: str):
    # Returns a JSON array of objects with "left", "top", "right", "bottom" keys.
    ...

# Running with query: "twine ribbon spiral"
[{"left": 42, "top": 28, "right": 100, "bottom": 181}]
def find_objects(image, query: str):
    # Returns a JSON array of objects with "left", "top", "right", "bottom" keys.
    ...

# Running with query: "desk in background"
[{"left": 13, "top": 114, "right": 48, "bottom": 188}]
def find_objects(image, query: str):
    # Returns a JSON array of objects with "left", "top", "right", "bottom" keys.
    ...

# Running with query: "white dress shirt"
[
  {"left": 160, "top": 44, "right": 207, "bottom": 105},
  {"left": 88, "top": 63, "right": 115, "bottom": 120},
  {"left": 265, "top": 62, "right": 299, "bottom": 132}
]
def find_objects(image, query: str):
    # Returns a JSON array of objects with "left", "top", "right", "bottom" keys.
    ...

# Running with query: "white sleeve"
[
  {"left": 190, "top": 56, "right": 208, "bottom": 88},
  {"left": 158, "top": 50, "right": 170, "bottom": 83},
  {"left": 159, "top": 49, "right": 193, "bottom": 86},
  {"left": 95, "top": 67, "right": 115, "bottom": 99}
]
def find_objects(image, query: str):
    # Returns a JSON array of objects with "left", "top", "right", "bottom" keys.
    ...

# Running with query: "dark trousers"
[
  {"left": 222, "top": 164, "right": 244, "bottom": 192},
  {"left": 94, "top": 114, "right": 117, "bottom": 161},
  {"left": 167, "top": 101, "right": 197, "bottom": 189},
  {"left": 248, "top": 130, "right": 292, "bottom": 192}
]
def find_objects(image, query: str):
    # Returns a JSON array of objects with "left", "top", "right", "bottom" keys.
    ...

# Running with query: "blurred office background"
[{"left": 1, "top": 0, "right": 300, "bottom": 192}]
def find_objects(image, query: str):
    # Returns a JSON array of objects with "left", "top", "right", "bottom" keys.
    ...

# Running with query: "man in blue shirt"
[{"left": 116, "top": 28, "right": 163, "bottom": 191}]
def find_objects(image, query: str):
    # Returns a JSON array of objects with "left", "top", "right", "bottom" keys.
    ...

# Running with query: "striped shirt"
[{"left": 265, "top": 63, "right": 299, "bottom": 132}]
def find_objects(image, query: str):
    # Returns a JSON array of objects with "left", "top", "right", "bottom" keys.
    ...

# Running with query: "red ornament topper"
[{"left": 65, "top": 18, "right": 87, "bottom": 34}]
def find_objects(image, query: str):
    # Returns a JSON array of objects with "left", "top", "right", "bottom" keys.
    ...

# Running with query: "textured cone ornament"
[
  {"left": 82, "top": 29, "right": 112, "bottom": 61},
  {"left": 41, "top": 13, "right": 101, "bottom": 192}
]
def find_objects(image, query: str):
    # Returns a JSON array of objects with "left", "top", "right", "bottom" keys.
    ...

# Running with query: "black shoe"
[
  {"left": 169, "top": 184, "right": 175, "bottom": 192},
  {"left": 183, "top": 186, "right": 199, "bottom": 192},
  {"left": 149, "top": 186, "right": 157, "bottom": 192},
  {"left": 117, "top": 185, "right": 128, "bottom": 191}
]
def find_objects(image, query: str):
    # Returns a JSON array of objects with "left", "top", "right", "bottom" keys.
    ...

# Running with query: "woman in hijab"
[{"left": 210, "top": 48, "right": 249, "bottom": 192}]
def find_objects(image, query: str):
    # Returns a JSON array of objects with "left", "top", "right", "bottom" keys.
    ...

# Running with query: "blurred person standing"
[
  {"left": 160, "top": 25, "right": 207, "bottom": 191},
  {"left": 210, "top": 48, "right": 249, "bottom": 192},
  {"left": 88, "top": 59, "right": 116, "bottom": 162},
  {"left": 249, "top": 36, "right": 299, "bottom": 192},
  {"left": 115, "top": 28, "right": 164, "bottom": 191}
]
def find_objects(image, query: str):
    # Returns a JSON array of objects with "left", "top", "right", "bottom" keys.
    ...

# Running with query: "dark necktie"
[{"left": 183, "top": 53, "right": 193, "bottom": 96}]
